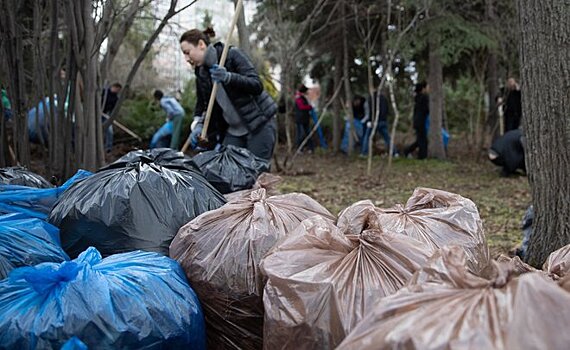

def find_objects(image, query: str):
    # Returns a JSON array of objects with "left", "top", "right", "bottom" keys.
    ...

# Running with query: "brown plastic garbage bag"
[
  {"left": 170, "top": 188, "right": 334, "bottom": 350},
  {"left": 543, "top": 244, "right": 570, "bottom": 279},
  {"left": 337, "top": 246, "right": 570, "bottom": 350},
  {"left": 376, "top": 187, "right": 489, "bottom": 274},
  {"left": 225, "top": 173, "right": 282, "bottom": 202},
  {"left": 260, "top": 200, "right": 431, "bottom": 350}
]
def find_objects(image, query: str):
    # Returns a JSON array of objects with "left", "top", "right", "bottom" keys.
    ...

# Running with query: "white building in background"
[{"left": 153, "top": 0, "right": 257, "bottom": 95}]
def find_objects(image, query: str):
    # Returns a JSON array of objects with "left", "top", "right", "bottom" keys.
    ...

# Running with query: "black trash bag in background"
[
  {"left": 0, "top": 167, "right": 53, "bottom": 188},
  {"left": 49, "top": 148, "right": 226, "bottom": 258},
  {"left": 193, "top": 145, "right": 270, "bottom": 194}
]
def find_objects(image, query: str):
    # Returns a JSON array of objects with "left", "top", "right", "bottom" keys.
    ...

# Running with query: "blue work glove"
[
  {"left": 209, "top": 64, "right": 232, "bottom": 84},
  {"left": 190, "top": 124, "right": 203, "bottom": 149}
]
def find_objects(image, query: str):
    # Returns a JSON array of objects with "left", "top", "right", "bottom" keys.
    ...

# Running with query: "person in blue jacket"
[{"left": 152, "top": 90, "right": 185, "bottom": 150}]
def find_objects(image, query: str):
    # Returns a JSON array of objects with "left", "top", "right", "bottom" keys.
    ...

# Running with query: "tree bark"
[
  {"left": 485, "top": 0, "right": 500, "bottom": 142},
  {"left": 332, "top": 46, "right": 343, "bottom": 153},
  {"left": 341, "top": 1, "right": 353, "bottom": 155},
  {"left": 233, "top": 0, "right": 251, "bottom": 57},
  {"left": 518, "top": 0, "right": 570, "bottom": 266},
  {"left": 427, "top": 34, "right": 446, "bottom": 159}
]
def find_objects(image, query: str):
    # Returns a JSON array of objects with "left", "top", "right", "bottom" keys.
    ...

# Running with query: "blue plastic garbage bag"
[
  {"left": 0, "top": 167, "right": 53, "bottom": 188},
  {"left": 341, "top": 119, "right": 365, "bottom": 153},
  {"left": 49, "top": 149, "right": 226, "bottom": 258},
  {"left": 60, "top": 337, "right": 88, "bottom": 350},
  {"left": 0, "top": 247, "right": 206, "bottom": 350},
  {"left": 193, "top": 145, "right": 270, "bottom": 194},
  {"left": 0, "top": 170, "right": 92, "bottom": 219},
  {"left": 0, "top": 213, "right": 69, "bottom": 279}
]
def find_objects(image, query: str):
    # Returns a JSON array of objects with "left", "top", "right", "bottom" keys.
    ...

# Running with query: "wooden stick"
[
  {"left": 102, "top": 114, "right": 142, "bottom": 142},
  {"left": 181, "top": 0, "right": 244, "bottom": 153}
]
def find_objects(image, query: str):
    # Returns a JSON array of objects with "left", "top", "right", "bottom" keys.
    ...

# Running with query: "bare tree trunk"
[
  {"left": 233, "top": 0, "right": 251, "bottom": 57},
  {"left": 341, "top": 1, "right": 353, "bottom": 155},
  {"left": 518, "top": 0, "right": 570, "bottom": 266},
  {"left": 332, "top": 52, "right": 343, "bottom": 153},
  {"left": 283, "top": 67, "right": 293, "bottom": 154},
  {"left": 428, "top": 35, "right": 446, "bottom": 159},
  {"left": 485, "top": 0, "right": 500, "bottom": 142},
  {"left": 100, "top": 0, "right": 141, "bottom": 85}
]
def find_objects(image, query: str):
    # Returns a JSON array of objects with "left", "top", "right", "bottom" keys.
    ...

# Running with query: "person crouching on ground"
[{"left": 180, "top": 27, "right": 277, "bottom": 161}]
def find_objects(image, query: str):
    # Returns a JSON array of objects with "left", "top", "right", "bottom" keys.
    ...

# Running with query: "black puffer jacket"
[
  {"left": 413, "top": 93, "right": 429, "bottom": 129},
  {"left": 194, "top": 42, "right": 276, "bottom": 134}
]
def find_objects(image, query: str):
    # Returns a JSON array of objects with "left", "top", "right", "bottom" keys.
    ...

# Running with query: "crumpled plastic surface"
[
  {"left": 224, "top": 172, "right": 282, "bottom": 202},
  {"left": 0, "top": 247, "right": 206, "bottom": 350},
  {"left": 0, "top": 170, "right": 92, "bottom": 219},
  {"left": 192, "top": 145, "right": 270, "bottom": 194},
  {"left": 260, "top": 200, "right": 432, "bottom": 350},
  {"left": 49, "top": 148, "right": 226, "bottom": 258},
  {"left": 0, "top": 213, "right": 69, "bottom": 279},
  {"left": 337, "top": 246, "right": 570, "bottom": 350},
  {"left": 170, "top": 188, "right": 334, "bottom": 350},
  {"left": 0, "top": 167, "right": 53, "bottom": 188},
  {"left": 60, "top": 337, "right": 88, "bottom": 350},
  {"left": 376, "top": 187, "right": 489, "bottom": 274},
  {"left": 543, "top": 244, "right": 570, "bottom": 279}
]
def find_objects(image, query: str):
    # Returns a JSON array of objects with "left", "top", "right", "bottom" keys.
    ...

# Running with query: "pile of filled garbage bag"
[{"left": 1, "top": 147, "right": 569, "bottom": 349}]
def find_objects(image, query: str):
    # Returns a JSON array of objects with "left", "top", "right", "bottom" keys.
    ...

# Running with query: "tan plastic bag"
[
  {"left": 170, "top": 188, "right": 333, "bottom": 350},
  {"left": 260, "top": 201, "right": 431, "bottom": 350},
  {"left": 338, "top": 246, "right": 570, "bottom": 350},
  {"left": 543, "top": 244, "right": 570, "bottom": 279},
  {"left": 376, "top": 187, "right": 489, "bottom": 274},
  {"left": 224, "top": 173, "right": 282, "bottom": 202}
]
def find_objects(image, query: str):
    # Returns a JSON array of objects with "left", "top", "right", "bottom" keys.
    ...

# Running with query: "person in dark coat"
[
  {"left": 180, "top": 28, "right": 277, "bottom": 160},
  {"left": 404, "top": 81, "right": 429, "bottom": 159},
  {"left": 101, "top": 83, "right": 122, "bottom": 152},
  {"left": 360, "top": 91, "right": 398, "bottom": 156},
  {"left": 488, "top": 129, "right": 526, "bottom": 177},
  {"left": 503, "top": 78, "right": 522, "bottom": 132},
  {"left": 294, "top": 84, "right": 314, "bottom": 152}
]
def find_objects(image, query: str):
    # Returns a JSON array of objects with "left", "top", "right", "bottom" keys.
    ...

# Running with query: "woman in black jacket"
[
  {"left": 180, "top": 28, "right": 277, "bottom": 160},
  {"left": 404, "top": 81, "right": 430, "bottom": 159}
]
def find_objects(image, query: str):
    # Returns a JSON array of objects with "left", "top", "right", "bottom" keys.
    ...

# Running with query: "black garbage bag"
[
  {"left": 192, "top": 145, "right": 270, "bottom": 194},
  {"left": 0, "top": 167, "right": 53, "bottom": 188},
  {"left": 489, "top": 129, "right": 525, "bottom": 176},
  {"left": 49, "top": 148, "right": 226, "bottom": 258}
]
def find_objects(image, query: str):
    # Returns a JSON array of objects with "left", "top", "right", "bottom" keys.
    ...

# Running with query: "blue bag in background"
[
  {"left": 0, "top": 213, "right": 69, "bottom": 279},
  {"left": 0, "top": 247, "right": 206, "bottom": 350},
  {"left": 0, "top": 170, "right": 92, "bottom": 219}
]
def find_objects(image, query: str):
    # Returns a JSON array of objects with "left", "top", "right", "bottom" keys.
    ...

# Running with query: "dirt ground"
[{"left": 276, "top": 148, "right": 531, "bottom": 258}]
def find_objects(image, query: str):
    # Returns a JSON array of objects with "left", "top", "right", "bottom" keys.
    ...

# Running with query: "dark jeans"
[
  {"left": 223, "top": 118, "right": 277, "bottom": 161},
  {"left": 405, "top": 126, "right": 428, "bottom": 159},
  {"left": 296, "top": 121, "right": 314, "bottom": 151}
]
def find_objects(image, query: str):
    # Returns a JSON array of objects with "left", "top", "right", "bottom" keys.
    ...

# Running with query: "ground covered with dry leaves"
[{"left": 277, "top": 151, "right": 530, "bottom": 257}]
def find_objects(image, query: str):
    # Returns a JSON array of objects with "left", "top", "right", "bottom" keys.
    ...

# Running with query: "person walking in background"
[
  {"left": 181, "top": 28, "right": 277, "bottom": 160},
  {"left": 404, "top": 81, "right": 430, "bottom": 159},
  {"left": 152, "top": 90, "right": 185, "bottom": 150},
  {"left": 503, "top": 77, "right": 522, "bottom": 132},
  {"left": 294, "top": 84, "right": 314, "bottom": 153},
  {"left": 360, "top": 89, "right": 398, "bottom": 156},
  {"left": 101, "top": 82, "right": 122, "bottom": 153}
]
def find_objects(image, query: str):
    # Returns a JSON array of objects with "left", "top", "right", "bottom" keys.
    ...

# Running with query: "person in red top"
[{"left": 294, "top": 84, "right": 314, "bottom": 152}]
